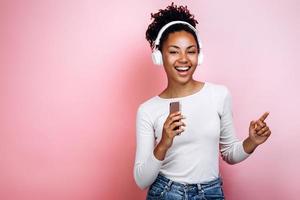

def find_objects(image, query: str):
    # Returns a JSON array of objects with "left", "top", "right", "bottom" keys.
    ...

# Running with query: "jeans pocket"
[
  {"left": 203, "top": 183, "right": 225, "bottom": 200},
  {"left": 146, "top": 183, "right": 167, "bottom": 200}
]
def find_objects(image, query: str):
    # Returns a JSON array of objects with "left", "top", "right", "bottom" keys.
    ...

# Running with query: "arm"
[
  {"left": 219, "top": 88, "right": 250, "bottom": 164},
  {"left": 133, "top": 107, "right": 163, "bottom": 190},
  {"left": 133, "top": 107, "right": 186, "bottom": 189}
]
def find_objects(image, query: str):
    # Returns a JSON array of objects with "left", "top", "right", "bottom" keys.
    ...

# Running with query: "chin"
[{"left": 175, "top": 76, "right": 193, "bottom": 85}]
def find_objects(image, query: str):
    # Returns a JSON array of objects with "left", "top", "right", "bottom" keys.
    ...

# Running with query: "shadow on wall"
[{"left": 101, "top": 42, "right": 166, "bottom": 199}]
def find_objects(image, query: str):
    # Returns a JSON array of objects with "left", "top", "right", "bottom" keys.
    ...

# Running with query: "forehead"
[{"left": 164, "top": 31, "right": 197, "bottom": 47}]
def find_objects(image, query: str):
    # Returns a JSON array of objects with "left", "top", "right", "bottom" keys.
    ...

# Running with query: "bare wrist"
[
  {"left": 158, "top": 141, "right": 169, "bottom": 151},
  {"left": 154, "top": 142, "right": 169, "bottom": 161},
  {"left": 243, "top": 137, "right": 259, "bottom": 154}
]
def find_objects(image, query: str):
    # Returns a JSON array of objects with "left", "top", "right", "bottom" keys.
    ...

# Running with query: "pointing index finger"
[{"left": 259, "top": 112, "right": 270, "bottom": 122}]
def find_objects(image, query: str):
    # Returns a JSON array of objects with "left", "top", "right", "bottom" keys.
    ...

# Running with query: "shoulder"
[
  {"left": 206, "top": 82, "right": 230, "bottom": 98},
  {"left": 136, "top": 95, "right": 161, "bottom": 119},
  {"left": 206, "top": 82, "right": 232, "bottom": 116}
]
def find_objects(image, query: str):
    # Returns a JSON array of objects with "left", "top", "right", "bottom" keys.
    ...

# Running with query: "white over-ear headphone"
[{"left": 151, "top": 20, "right": 204, "bottom": 66}]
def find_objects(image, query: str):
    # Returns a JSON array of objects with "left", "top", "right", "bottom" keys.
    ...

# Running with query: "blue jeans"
[{"left": 146, "top": 174, "right": 225, "bottom": 200}]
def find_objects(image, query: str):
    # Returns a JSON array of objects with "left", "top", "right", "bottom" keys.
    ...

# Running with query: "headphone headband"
[{"left": 154, "top": 20, "right": 202, "bottom": 48}]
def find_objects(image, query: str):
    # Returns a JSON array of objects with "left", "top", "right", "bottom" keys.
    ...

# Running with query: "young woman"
[{"left": 134, "top": 3, "right": 271, "bottom": 200}]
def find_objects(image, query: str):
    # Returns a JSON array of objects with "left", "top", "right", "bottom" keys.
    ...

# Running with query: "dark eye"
[
  {"left": 188, "top": 51, "right": 196, "bottom": 54},
  {"left": 169, "top": 51, "right": 178, "bottom": 54}
]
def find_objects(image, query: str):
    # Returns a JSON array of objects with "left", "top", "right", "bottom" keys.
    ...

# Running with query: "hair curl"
[{"left": 146, "top": 2, "right": 199, "bottom": 51}]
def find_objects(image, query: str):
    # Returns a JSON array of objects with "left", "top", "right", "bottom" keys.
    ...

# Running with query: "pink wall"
[{"left": 0, "top": 0, "right": 299, "bottom": 199}]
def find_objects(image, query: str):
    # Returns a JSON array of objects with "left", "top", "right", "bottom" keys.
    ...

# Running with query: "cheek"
[
  {"left": 163, "top": 54, "right": 176, "bottom": 65},
  {"left": 188, "top": 54, "right": 198, "bottom": 63}
]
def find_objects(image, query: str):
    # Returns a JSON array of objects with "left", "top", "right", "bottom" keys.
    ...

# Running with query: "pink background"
[{"left": 0, "top": 0, "right": 299, "bottom": 199}]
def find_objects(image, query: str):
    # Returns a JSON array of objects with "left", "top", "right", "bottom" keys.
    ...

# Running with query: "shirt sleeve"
[
  {"left": 133, "top": 106, "right": 163, "bottom": 189},
  {"left": 219, "top": 87, "right": 251, "bottom": 164}
]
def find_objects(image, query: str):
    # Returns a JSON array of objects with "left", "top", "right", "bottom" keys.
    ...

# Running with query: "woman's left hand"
[{"left": 249, "top": 112, "right": 272, "bottom": 145}]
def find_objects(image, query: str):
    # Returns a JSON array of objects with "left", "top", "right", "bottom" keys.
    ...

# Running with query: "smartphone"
[
  {"left": 170, "top": 102, "right": 181, "bottom": 130},
  {"left": 170, "top": 101, "right": 180, "bottom": 114}
]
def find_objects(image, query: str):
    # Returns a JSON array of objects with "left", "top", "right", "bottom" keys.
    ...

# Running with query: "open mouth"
[{"left": 175, "top": 66, "right": 191, "bottom": 72}]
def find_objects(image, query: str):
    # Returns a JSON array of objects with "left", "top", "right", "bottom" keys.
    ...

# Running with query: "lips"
[{"left": 174, "top": 66, "right": 191, "bottom": 76}]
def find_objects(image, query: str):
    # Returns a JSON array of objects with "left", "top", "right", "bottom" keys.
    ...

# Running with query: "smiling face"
[{"left": 161, "top": 30, "right": 199, "bottom": 85}]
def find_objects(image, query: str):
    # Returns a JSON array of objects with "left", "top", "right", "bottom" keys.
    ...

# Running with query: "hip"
[{"left": 146, "top": 173, "right": 225, "bottom": 200}]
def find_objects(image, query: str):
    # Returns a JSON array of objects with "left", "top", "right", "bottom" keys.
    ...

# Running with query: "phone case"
[{"left": 170, "top": 102, "right": 181, "bottom": 131}]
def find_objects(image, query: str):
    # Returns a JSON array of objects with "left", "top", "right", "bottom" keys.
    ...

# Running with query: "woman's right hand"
[{"left": 159, "top": 111, "right": 186, "bottom": 150}]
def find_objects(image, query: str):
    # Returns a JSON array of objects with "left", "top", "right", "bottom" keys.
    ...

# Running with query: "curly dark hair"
[{"left": 146, "top": 2, "right": 199, "bottom": 51}]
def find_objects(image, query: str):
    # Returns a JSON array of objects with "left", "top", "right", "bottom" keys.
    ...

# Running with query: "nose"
[{"left": 178, "top": 52, "right": 188, "bottom": 63}]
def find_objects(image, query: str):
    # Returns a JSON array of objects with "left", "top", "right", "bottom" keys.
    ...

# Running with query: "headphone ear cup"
[
  {"left": 198, "top": 50, "right": 204, "bottom": 65},
  {"left": 152, "top": 50, "right": 163, "bottom": 66}
]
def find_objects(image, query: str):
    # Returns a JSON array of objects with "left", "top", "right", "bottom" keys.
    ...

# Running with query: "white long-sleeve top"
[{"left": 134, "top": 82, "right": 250, "bottom": 189}]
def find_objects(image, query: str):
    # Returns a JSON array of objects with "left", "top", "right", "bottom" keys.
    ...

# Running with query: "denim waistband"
[{"left": 156, "top": 173, "right": 222, "bottom": 190}]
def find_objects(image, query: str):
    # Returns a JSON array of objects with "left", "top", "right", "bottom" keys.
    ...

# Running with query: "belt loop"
[
  {"left": 197, "top": 183, "right": 202, "bottom": 195},
  {"left": 165, "top": 179, "right": 173, "bottom": 191}
]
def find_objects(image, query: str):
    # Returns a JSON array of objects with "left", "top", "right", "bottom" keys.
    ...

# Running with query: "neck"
[{"left": 162, "top": 79, "right": 200, "bottom": 98}]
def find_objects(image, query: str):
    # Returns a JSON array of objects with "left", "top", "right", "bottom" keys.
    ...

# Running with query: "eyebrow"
[{"left": 168, "top": 45, "right": 197, "bottom": 49}]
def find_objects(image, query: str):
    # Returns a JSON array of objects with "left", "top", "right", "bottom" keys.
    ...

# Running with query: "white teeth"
[{"left": 175, "top": 66, "right": 190, "bottom": 71}]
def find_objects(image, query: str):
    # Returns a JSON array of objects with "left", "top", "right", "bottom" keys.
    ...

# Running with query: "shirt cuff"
[{"left": 239, "top": 140, "right": 251, "bottom": 159}]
